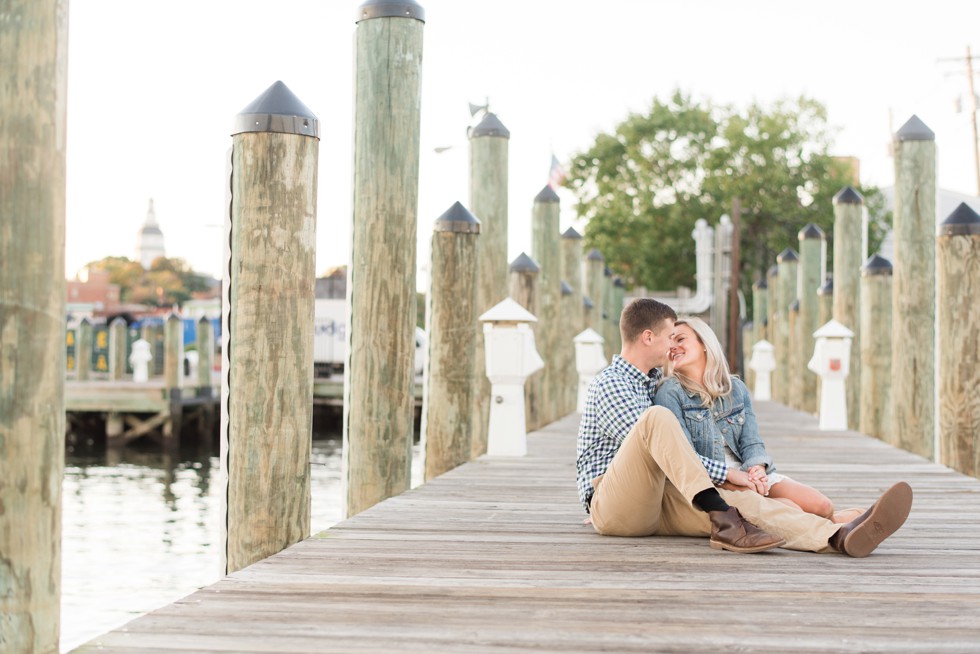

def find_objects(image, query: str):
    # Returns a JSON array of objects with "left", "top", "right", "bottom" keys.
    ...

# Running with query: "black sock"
[{"left": 693, "top": 488, "right": 731, "bottom": 513}]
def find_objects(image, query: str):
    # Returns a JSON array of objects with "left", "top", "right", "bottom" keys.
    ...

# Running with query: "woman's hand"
[
  {"left": 746, "top": 464, "right": 768, "bottom": 485},
  {"left": 725, "top": 468, "right": 768, "bottom": 496}
]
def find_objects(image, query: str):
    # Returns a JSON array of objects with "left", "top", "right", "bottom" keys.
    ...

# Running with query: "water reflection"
[{"left": 61, "top": 429, "right": 420, "bottom": 652}]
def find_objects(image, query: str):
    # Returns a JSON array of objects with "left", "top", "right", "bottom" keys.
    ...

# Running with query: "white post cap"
[
  {"left": 813, "top": 319, "right": 854, "bottom": 340},
  {"left": 574, "top": 328, "right": 605, "bottom": 344},
  {"left": 479, "top": 297, "right": 538, "bottom": 323}
]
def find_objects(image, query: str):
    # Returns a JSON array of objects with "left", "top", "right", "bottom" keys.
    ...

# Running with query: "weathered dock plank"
[{"left": 72, "top": 402, "right": 980, "bottom": 653}]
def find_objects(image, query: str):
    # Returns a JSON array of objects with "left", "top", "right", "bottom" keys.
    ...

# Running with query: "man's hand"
[
  {"left": 724, "top": 468, "right": 768, "bottom": 496},
  {"left": 746, "top": 464, "right": 768, "bottom": 482}
]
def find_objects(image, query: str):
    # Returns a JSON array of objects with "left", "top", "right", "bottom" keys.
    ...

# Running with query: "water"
[{"left": 60, "top": 427, "right": 421, "bottom": 652}]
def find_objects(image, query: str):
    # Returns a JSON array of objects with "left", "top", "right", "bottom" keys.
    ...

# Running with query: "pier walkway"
[{"left": 74, "top": 401, "right": 980, "bottom": 653}]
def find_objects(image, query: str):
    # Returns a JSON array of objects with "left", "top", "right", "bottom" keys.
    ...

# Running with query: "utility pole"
[{"left": 940, "top": 46, "right": 980, "bottom": 195}]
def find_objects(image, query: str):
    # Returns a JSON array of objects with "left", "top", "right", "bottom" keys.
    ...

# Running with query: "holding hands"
[{"left": 724, "top": 465, "right": 769, "bottom": 496}]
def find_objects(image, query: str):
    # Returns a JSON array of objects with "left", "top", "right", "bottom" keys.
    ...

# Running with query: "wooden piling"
[
  {"left": 890, "top": 115, "right": 936, "bottom": 459},
  {"left": 612, "top": 277, "right": 626, "bottom": 355},
  {"left": 937, "top": 203, "right": 980, "bottom": 477},
  {"left": 584, "top": 249, "right": 605, "bottom": 336},
  {"left": 775, "top": 248, "right": 798, "bottom": 405},
  {"left": 346, "top": 2, "right": 425, "bottom": 512},
  {"left": 749, "top": 278, "right": 768, "bottom": 391},
  {"left": 788, "top": 299, "right": 801, "bottom": 409},
  {"left": 109, "top": 317, "right": 128, "bottom": 380},
  {"left": 0, "top": 0, "right": 68, "bottom": 648},
  {"left": 532, "top": 186, "right": 561, "bottom": 426},
  {"left": 818, "top": 274, "right": 834, "bottom": 328},
  {"left": 559, "top": 280, "right": 576, "bottom": 416},
  {"left": 223, "top": 80, "right": 319, "bottom": 572},
  {"left": 560, "top": 228, "right": 584, "bottom": 414},
  {"left": 798, "top": 224, "right": 824, "bottom": 414},
  {"left": 421, "top": 202, "right": 480, "bottom": 480},
  {"left": 164, "top": 313, "right": 184, "bottom": 444},
  {"left": 766, "top": 264, "right": 778, "bottom": 357},
  {"left": 508, "top": 252, "right": 541, "bottom": 431},
  {"left": 77, "top": 318, "right": 94, "bottom": 381},
  {"left": 196, "top": 316, "right": 214, "bottom": 391},
  {"left": 469, "top": 110, "right": 510, "bottom": 458},
  {"left": 833, "top": 187, "right": 864, "bottom": 429},
  {"left": 859, "top": 254, "right": 893, "bottom": 441},
  {"left": 602, "top": 266, "right": 615, "bottom": 358}
]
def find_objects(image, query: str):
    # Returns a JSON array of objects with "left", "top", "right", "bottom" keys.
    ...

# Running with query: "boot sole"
[
  {"left": 843, "top": 482, "right": 913, "bottom": 558},
  {"left": 709, "top": 537, "right": 786, "bottom": 553}
]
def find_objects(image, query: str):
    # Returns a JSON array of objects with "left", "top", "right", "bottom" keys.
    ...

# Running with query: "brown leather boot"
[
  {"left": 708, "top": 507, "right": 786, "bottom": 553},
  {"left": 829, "top": 482, "right": 912, "bottom": 557}
]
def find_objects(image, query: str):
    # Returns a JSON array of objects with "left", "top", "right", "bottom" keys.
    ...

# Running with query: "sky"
[{"left": 64, "top": 0, "right": 980, "bottom": 283}]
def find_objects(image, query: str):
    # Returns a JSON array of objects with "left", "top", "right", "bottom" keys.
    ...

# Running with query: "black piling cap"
[
  {"left": 939, "top": 202, "right": 980, "bottom": 236},
  {"left": 583, "top": 296, "right": 594, "bottom": 309},
  {"left": 798, "top": 223, "right": 825, "bottom": 240},
  {"left": 509, "top": 252, "right": 540, "bottom": 273},
  {"left": 470, "top": 112, "right": 510, "bottom": 139},
  {"left": 777, "top": 248, "right": 799, "bottom": 263},
  {"left": 357, "top": 0, "right": 425, "bottom": 23},
  {"left": 861, "top": 253, "right": 893, "bottom": 276},
  {"left": 762, "top": 317, "right": 768, "bottom": 328},
  {"left": 833, "top": 186, "right": 864, "bottom": 205},
  {"left": 818, "top": 274, "right": 834, "bottom": 295},
  {"left": 613, "top": 277, "right": 626, "bottom": 288},
  {"left": 603, "top": 266, "right": 612, "bottom": 277},
  {"left": 534, "top": 185, "right": 560, "bottom": 204},
  {"left": 602, "top": 311, "right": 609, "bottom": 319},
  {"left": 434, "top": 201, "right": 481, "bottom": 234},
  {"left": 790, "top": 299, "right": 800, "bottom": 312},
  {"left": 767, "top": 264, "right": 779, "bottom": 278},
  {"left": 754, "top": 277, "right": 768, "bottom": 290},
  {"left": 895, "top": 114, "right": 935, "bottom": 142},
  {"left": 232, "top": 81, "right": 319, "bottom": 138},
  {"left": 560, "top": 280, "right": 573, "bottom": 296},
  {"left": 562, "top": 227, "right": 583, "bottom": 239},
  {"left": 586, "top": 249, "right": 605, "bottom": 262}
]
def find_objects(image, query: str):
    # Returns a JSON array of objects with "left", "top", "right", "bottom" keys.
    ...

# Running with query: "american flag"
[{"left": 548, "top": 154, "right": 567, "bottom": 189}]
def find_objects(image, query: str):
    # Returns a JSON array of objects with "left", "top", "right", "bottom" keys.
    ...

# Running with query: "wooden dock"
[{"left": 72, "top": 401, "right": 980, "bottom": 653}]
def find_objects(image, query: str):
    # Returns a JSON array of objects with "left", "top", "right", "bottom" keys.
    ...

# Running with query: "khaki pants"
[{"left": 589, "top": 406, "right": 838, "bottom": 553}]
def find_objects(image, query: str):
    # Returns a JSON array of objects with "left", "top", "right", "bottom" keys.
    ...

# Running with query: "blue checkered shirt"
[{"left": 576, "top": 355, "right": 729, "bottom": 511}]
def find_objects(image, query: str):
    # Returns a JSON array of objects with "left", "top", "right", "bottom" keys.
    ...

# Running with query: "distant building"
[
  {"left": 316, "top": 266, "right": 347, "bottom": 299},
  {"left": 66, "top": 267, "right": 121, "bottom": 321},
  {"left": 136, "top": 198, "right": 166, "bottom": 268}
]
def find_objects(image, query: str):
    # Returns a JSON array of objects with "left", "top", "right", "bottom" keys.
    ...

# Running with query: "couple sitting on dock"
[{"left": 576, "top": 298, "right": 912, "bottom": 556}]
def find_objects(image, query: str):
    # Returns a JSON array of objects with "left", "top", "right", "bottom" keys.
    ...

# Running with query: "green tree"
[
  {"left": 565, "top": 91, "right": 888, "bottom": 296},
  {"left": 86, "top": 255, "right": 211, "bottom": 306}
]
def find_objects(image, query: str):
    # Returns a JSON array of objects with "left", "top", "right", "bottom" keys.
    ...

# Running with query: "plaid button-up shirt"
[{"left": 575, "top": 355, "right": 729, "bottom": 511}]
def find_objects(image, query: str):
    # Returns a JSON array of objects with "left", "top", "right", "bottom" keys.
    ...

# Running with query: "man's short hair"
[{"left": 620, "top": 298, "right": 677, "bottom": 343}]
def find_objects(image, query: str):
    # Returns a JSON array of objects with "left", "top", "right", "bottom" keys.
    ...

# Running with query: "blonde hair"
[{"left": 666, "top": 316, "right": 732, "bottom": 407}]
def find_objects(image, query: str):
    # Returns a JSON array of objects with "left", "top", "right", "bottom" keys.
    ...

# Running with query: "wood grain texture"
[
  {"left": 531, "top": 199, "right": 561, "bottom": 427},
  {"left": 109, "top": 318, "right": 128, "bottom": 381},
  {"left": 226, "top": 130, "right": 318, "bottom": 572},
  {"left": 584, "top": 256, "right": 604, "bottom": 349},
  {"left": 937, "top": 233, "right": 980, "bottom": 476},
  {"left": 73, "top": 404, "right": 980, "bottom": 654},
  {"left": 891, "top": 139, "right": 936, "bottom": 459},
  {"left": 469, "top": 133, "right": 509, "bottom": 459},
  {"left": 860, "top": 272, "right": 892, "bottom": 441},
  {"left": 788, "top": 303, "right": 801, "bottom": 409},
  {"left": 196, "top": 317, "right": 213, "bottom": 390},
  {"left": 560, "top": 235, "right": 584, "bottom": 415},
  {"left": 0, "top": 0, "right": 68, "bottom": 650},
  {"left": 833, "top": 200, "right": 863, "bottom": 429},
  {"left": 422, "top": 229, "right": 479, "bottom": 480},
  {"left": 77, "top": 318, "right": 93, "bottom": 381},
  {"left": 164, "top": 313, "right": 182, "bottom": 391},
  {"left": 345, "top": 16, "right": 424, "bottom": 514},
  {"left": 776, "top": 258, "right": 797, "bottom": 404}
]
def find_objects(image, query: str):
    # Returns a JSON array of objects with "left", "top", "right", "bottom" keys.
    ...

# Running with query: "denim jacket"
[{"left": 653, "top": 376, "right": 775, "bottom": 473}]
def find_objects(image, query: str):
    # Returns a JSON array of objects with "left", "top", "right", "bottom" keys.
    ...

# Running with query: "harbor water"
[{"left": 60, "top": 425, "right": 422, "bottom": 652}]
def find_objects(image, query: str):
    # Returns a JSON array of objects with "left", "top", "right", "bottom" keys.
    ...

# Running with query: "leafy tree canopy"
[
  {"left": 565, "top": 90, "right": 889, "bottom": 293},
  {"left": 86, "top": 255, "right": 211, "bottom": 307}
]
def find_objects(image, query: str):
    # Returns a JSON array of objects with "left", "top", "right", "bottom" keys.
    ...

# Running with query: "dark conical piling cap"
[
  {"left": 509, "top": 252, "right": 540, "bottom": 273},
  {"left": 586, "top": 249, "right": 604, "bottom": 262},
  {"left": 562, "top": 227, "right": 583, "bottom": 239},
  {"left": 861, "top": 253, "right": 893, "bottom": 276},
  {"left": 604, "top": 266, "right": 613, "bottom": 277},
  {"left": 895, "top": 114, "right": 935, "bottom": 142},
  {"left": 767, "top": 265, "right": 778, "bottom": 278},
  {"left": 583, "top": 296, "right": 594, "bottom": 309},
  {"left": 939, "top": 202, "right": 980, "bottom": 236},
  {"left": 560, "top": 280, "right": 573, "bottom": 296},
  {"left": 818, "top": 274, "right": 834, "bottom": 295},
  {"left": 613, "top": 277, "right": 625, "bottom": 288},
  {"left": 777, "top": 248, "right": 799, "bottom": 263},
  {"left": 357, "top": 0, "right": 425, "bottom": 23},
  {"left": 790, "top": 299, "right": 800, "bottom": 312},
  {"left": 470, "top": 112, "right": 510, "bottom": 139},
  {"left": 233, "top": 81, "right": 319, "bottom": 137},
  {"left": 434, "top": 201, "right": 481, "bottom": 234},
  {"left": 798, "top": 223, "right": 825, "bottom": 240},
  {"left": 754, "top": 277, "right": 768, "bottom": 290},
  {"left": 833, "top": 186, "right": 864, "bottom": 205},
  {"left": 534, "top": 185, "right": 560, "bottom": 203}
]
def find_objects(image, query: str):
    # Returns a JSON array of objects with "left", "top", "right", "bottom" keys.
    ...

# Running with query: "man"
[{"left": 576, "top": 298, "right": 912, "bottom": 556}]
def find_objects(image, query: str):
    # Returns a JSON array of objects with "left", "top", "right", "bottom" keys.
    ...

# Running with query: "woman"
[{"left": 654, "top": 317, "right": 861, "bottom": 523}]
